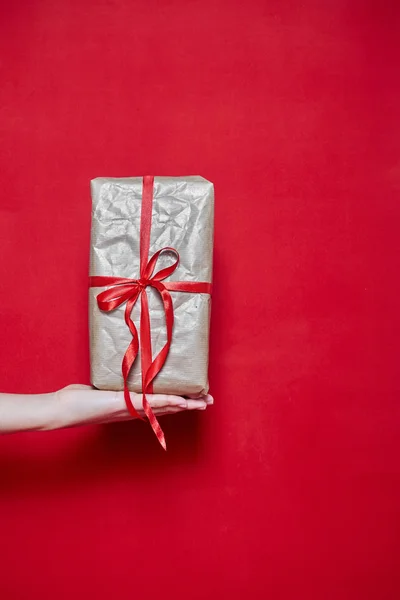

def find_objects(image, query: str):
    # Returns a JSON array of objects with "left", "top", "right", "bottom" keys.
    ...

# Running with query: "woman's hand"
[{"left": 0, "top": 384, "right": 213, "bottom": 434}]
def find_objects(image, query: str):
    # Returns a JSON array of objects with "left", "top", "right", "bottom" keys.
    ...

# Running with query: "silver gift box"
[{"left": 89, "top": 176, "right": 214, "bottom": 396}]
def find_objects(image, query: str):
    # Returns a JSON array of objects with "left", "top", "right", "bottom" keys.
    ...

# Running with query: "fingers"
[
  {"left": 185, "top": 399, "right": 207, "bottom": 410},
  {"left": 185, "top": 393, "right": 214, "bottom": 405},
  {"left": 142, "top": 394, "right": 211, "bottom": 410},
  {"left": 133, "top": 397, "right": 209, "bottom": 418},
  {"left": 153, "top": 406, "right": 190, "bottom": 416},
  {"left": 140, "top": 394, "right": 189, "bottom": 409},
  {"left": 151, "top": 403, "right": 207, "bottom": 417},
  {"left": 144, "top": 396, "right": 208, "bottom": 409}
]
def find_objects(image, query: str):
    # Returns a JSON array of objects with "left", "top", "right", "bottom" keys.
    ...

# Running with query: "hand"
[
  {"left": 58, "top": 384, "right": 213, "bottom": 425},
  {"left": 0, "top": 384, "right": 214, "bottom": 434}
]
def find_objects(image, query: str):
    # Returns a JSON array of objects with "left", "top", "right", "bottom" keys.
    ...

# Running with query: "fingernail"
[
  {"left": 179, "top": 403, "right": 188, "bottom": 408},
  {"left": 205, "top": 395, "right": 214, "bottom": 405},
  {"left": 198, "top": 406, "right": 207, "bottom": 410}
]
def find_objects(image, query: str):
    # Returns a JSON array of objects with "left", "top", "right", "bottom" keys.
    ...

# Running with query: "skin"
[{"left": 0, "top": 384, "right": 213, "bottom": 434}]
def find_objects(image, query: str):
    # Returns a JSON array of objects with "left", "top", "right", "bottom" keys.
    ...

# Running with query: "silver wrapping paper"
[{"left": 89, "top": 176, "right": 214, "bottom": 396}]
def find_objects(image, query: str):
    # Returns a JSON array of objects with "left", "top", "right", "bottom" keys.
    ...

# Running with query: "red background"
[{"left": 1, "top": 1, "right": 399, "bottom": 598}]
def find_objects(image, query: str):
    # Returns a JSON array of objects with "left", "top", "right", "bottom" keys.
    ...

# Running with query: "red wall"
[{"left": 1, "top": 1, "right": 399, "bottom": 598}]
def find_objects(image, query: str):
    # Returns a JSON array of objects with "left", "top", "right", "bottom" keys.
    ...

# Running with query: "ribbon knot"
[{"left": 90, "top": 176, "right": 212, "bottom": 449}]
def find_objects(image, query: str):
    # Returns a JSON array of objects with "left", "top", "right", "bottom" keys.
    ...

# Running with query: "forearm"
[{"left": 0, "top": 389, "right": 129, "bottom": 434}]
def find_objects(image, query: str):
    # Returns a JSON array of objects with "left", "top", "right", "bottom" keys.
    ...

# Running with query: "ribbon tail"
[
  {"left": 139, "top": 288, "right": 166, "bottom": 448},
  {"left": 139, "top": 284, "right": 175, "bottom": 450},
  {"left": 142, "top": 392, "right": 167, "bottom": 450}
]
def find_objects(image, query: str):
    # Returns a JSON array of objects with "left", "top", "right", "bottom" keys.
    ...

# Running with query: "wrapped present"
[{"left": 89, "top": 176, "right": 214, "bottom": 447}]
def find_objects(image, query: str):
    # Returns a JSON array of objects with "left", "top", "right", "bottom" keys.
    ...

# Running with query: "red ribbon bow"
[{"left": 90, "top": 176, "right": 212, "bottom": 449}]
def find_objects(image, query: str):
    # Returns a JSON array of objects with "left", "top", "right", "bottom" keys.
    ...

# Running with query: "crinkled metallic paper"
[{"left": 89, "top": 176, "right": 214, "bottom": 395}]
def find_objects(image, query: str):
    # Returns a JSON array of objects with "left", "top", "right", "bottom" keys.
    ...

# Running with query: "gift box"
[{"left": 89, "top": 176, "right": 214, "bottom": 445}]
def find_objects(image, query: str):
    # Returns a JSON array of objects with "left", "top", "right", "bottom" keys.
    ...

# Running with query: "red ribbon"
[{"left": 90, "top": 176, "right": 212, "bottom": 449}]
